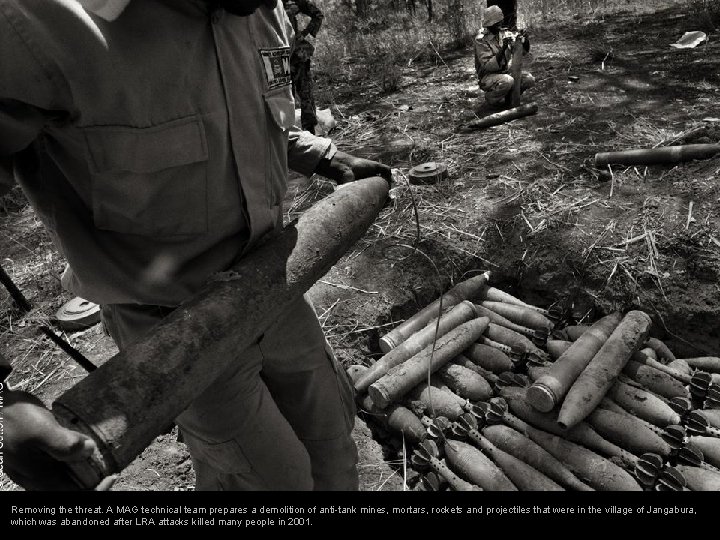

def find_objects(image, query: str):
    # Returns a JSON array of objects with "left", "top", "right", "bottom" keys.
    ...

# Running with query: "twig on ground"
[
  {"left": 348, "top": 321, "right": 401, "bottom": 335},
  {"left": 614, "top": 232, "right": 647, "bottom": 247},
  {"left": 319, "top": 280, "right": 379, "bottom": 295},
  {"left": 318, "top": 299, "right": 340, "bottom": 328},
  {"left": 30, "top": 364, "right": 61, "bottom": 393}
]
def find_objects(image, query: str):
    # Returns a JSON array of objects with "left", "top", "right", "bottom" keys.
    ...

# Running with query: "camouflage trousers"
[
  {"left": 290, "top": 57, "right": 317, "bottom": 133},
  {"left": 480, "top": 71, "right": 535, "bottom": 105}
]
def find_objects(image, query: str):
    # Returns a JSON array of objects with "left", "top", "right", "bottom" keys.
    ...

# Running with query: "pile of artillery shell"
[{"left": 350, "top": 275, "right": 720, "bottom": 491}]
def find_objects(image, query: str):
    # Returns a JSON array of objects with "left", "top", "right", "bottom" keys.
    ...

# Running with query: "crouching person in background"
[{"left": 474, "top": 5, "right": 535, "bottom": 108}]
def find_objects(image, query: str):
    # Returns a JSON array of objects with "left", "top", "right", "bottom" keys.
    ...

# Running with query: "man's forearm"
[
  {"left": 288, "top": 125, "right": 334, "bottom": 176},
  {"left": 298, "top": 0, "right": 323, "bottom": 37}
]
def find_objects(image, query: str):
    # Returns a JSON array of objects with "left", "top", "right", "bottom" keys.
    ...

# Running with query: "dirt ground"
[{"left": 1, "top": 3, "right": 718, "bottom": 491}]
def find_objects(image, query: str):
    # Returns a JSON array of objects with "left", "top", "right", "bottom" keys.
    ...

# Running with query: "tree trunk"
[
  {"left": 356, "top": 0, "right": 369, "bottom": 17},
  {"left": 449, "top": 0, "right": 468, "bottom": 44},
  {"left": 426, "top": 0, "right": 433, "bottom": 21}
]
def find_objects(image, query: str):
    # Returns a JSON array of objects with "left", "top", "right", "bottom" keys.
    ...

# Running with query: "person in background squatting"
[{"left": 474, "top": 4, "right": 534, "bottom": 108}]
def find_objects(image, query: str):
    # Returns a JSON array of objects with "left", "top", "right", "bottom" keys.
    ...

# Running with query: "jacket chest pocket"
[{"left": 83, "top": 116, "right": 209, "bottom": 237}]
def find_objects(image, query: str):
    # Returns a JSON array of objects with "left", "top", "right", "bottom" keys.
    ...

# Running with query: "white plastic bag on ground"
[
  {"left": 316, "top": 108, "right": 337, "bottom": 135},
  {"left": 294, "top": 108, "right": 337, "bottom": 135},
  {"left": 670, "top": 31, "right": 708, "bottom": 49}
]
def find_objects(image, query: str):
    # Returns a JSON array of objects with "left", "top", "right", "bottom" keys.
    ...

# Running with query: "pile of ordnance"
[{"left": 348, "top": 273, "right": 720, "bottom": 491}]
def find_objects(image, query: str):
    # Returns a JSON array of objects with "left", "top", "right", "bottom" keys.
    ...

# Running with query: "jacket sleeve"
[
  {"left": 295, "top": 0, "right": 324, "bottom": 37},
  {"left": 0, "top": 5, "right": 73, "bottom": 157},
  {"left": 287, "top": 125, "right": 334, "bottom": 176},
  {"left": 0, "top": 100, "right": 46, "bottom": 194}
]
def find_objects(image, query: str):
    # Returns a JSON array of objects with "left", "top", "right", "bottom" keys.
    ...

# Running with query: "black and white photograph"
[{"left": 0, "top": 0, "right": 718, "bottom": 528}]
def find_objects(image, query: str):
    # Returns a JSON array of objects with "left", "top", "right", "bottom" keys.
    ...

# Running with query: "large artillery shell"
[
  {"left": 594, "top": 143, "right": 720, "bottom": 167},
  {"left": 674, "top": 465, "right": 720, "bottom": 491},
  {"left": 694, "top": 409, "right": 720, "bottom": 430},
  {"left": 482, "top": 424, "right": 593, "bottom": 491},
  {"left": 444, "top": 440, "right": 517, "bottom": 491},
  {"left": 598, "top": 397, "right": 630, "bottom": 416},
  {"left": 526, "top": 361, "right": 552, "bottom": 382},
  {"left": 587, "top": 408, "right": 671, "bottom": 456},
  {"left": 429, "top": 376, "right": 474, "bottom": 409},
  {"left": 477, "top": 285, "right": 547, "bottom": 311},
  {"left": 546, "top": 340, "right": 572, "bottom": 360},
  {"left": 509, "top": 419, "right": 642, "bottom": 491},
  {"left": 409, "top": 383, "right": 465, "bottom": 420},
  {"left": 645, "top": 338, "right": 676, "bottom": 364},
  {"left": 598, "top": 397, "right": 669, "bottom": 437},
  {"left": 379, "top": 274, "right": 489, "bottom": 353},
  {"left": 608, "top": 379, "right": 682, "bottom": 427},
  {"left": 412, "top": 440, "right": 481, "bottom": 491},
  {"left": 688, "top": 436, "right": 720, "bottom": 469},
  {"left": 526, "top": 312, "right": 622, "bottom": 413},
  {"left": 464, "top": 343, "right": 514, "bottom": 373},
  {"left": 479, "top": 337, "right": 519, "bottom": 359},
  {"left": 558, "top": 311, "right": 652, "bottom": 429},
  {"left": 668, "top": 359, "right": 694, "bottom": 376},
  {"left": 369, "top": 318, "right": 489, "bottom": 408},
  {"left": 467, "top": 431, "right": 564, "bottom": 491},
  {"left": 452, "top": 354, "right": 499, "bottom": 385},
  {"left": 623, "top": 360, "right": 690, "bottom": 400},
  {"left": 563, "top": 325, "right": 590, "bottom": 341},
  {"left": 472, "top": 303, "right": 543, "bottom": 340},
  {"left": 436, "top": 363, "right": 493, "bottom": 401},
  {"left": 479, "top": 301, "right": 554, "bottom": 332},
  {"left": 509, "top": 37, "right": 524, "bottom": 108},
  {"left": 461, "top": 103, "right": 539, "bottom": 131},
  {"left": 347, "top": 365, "right": 369, "bottom": 386},
  {"left": 682, "top": 357, "right": 720, "bottom": 374},
  {"left": 354, "top": 301, "right": 477, "bottom": 392},
  {"left": 633, "top": 350, "right": 692, "bottom": 384},
  {"left": 485, "top": 323, "right": 546, "bottom": 357},
  {"left": 358, "top": 395, "right": 427, "bottom": 444},
  {"left": 52, "top": 176, "right": 390, "bottom": 489},
  {"left": 500, "top": 386, "right": 634, "bottom": 463}
]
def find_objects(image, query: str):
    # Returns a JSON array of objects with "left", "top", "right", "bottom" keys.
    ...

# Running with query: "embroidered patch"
[{"left": 259, "top": 47, "right": 292, "bottom": 90}]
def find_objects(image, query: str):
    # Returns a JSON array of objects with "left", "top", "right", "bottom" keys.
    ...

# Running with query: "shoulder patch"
[{"left": 259, "top": 47, "right": 292, "bottom": 90}]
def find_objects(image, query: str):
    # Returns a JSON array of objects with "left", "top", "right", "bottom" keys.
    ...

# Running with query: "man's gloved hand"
[
  {"left": 496, "top": 38, "right": 512, "bottom": 70},
  {"left": 315, "top": 151, "right": 392, "bottom": 185},
  {"left": 3, "top": 390, "right": 112, "bottom": 490}
]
